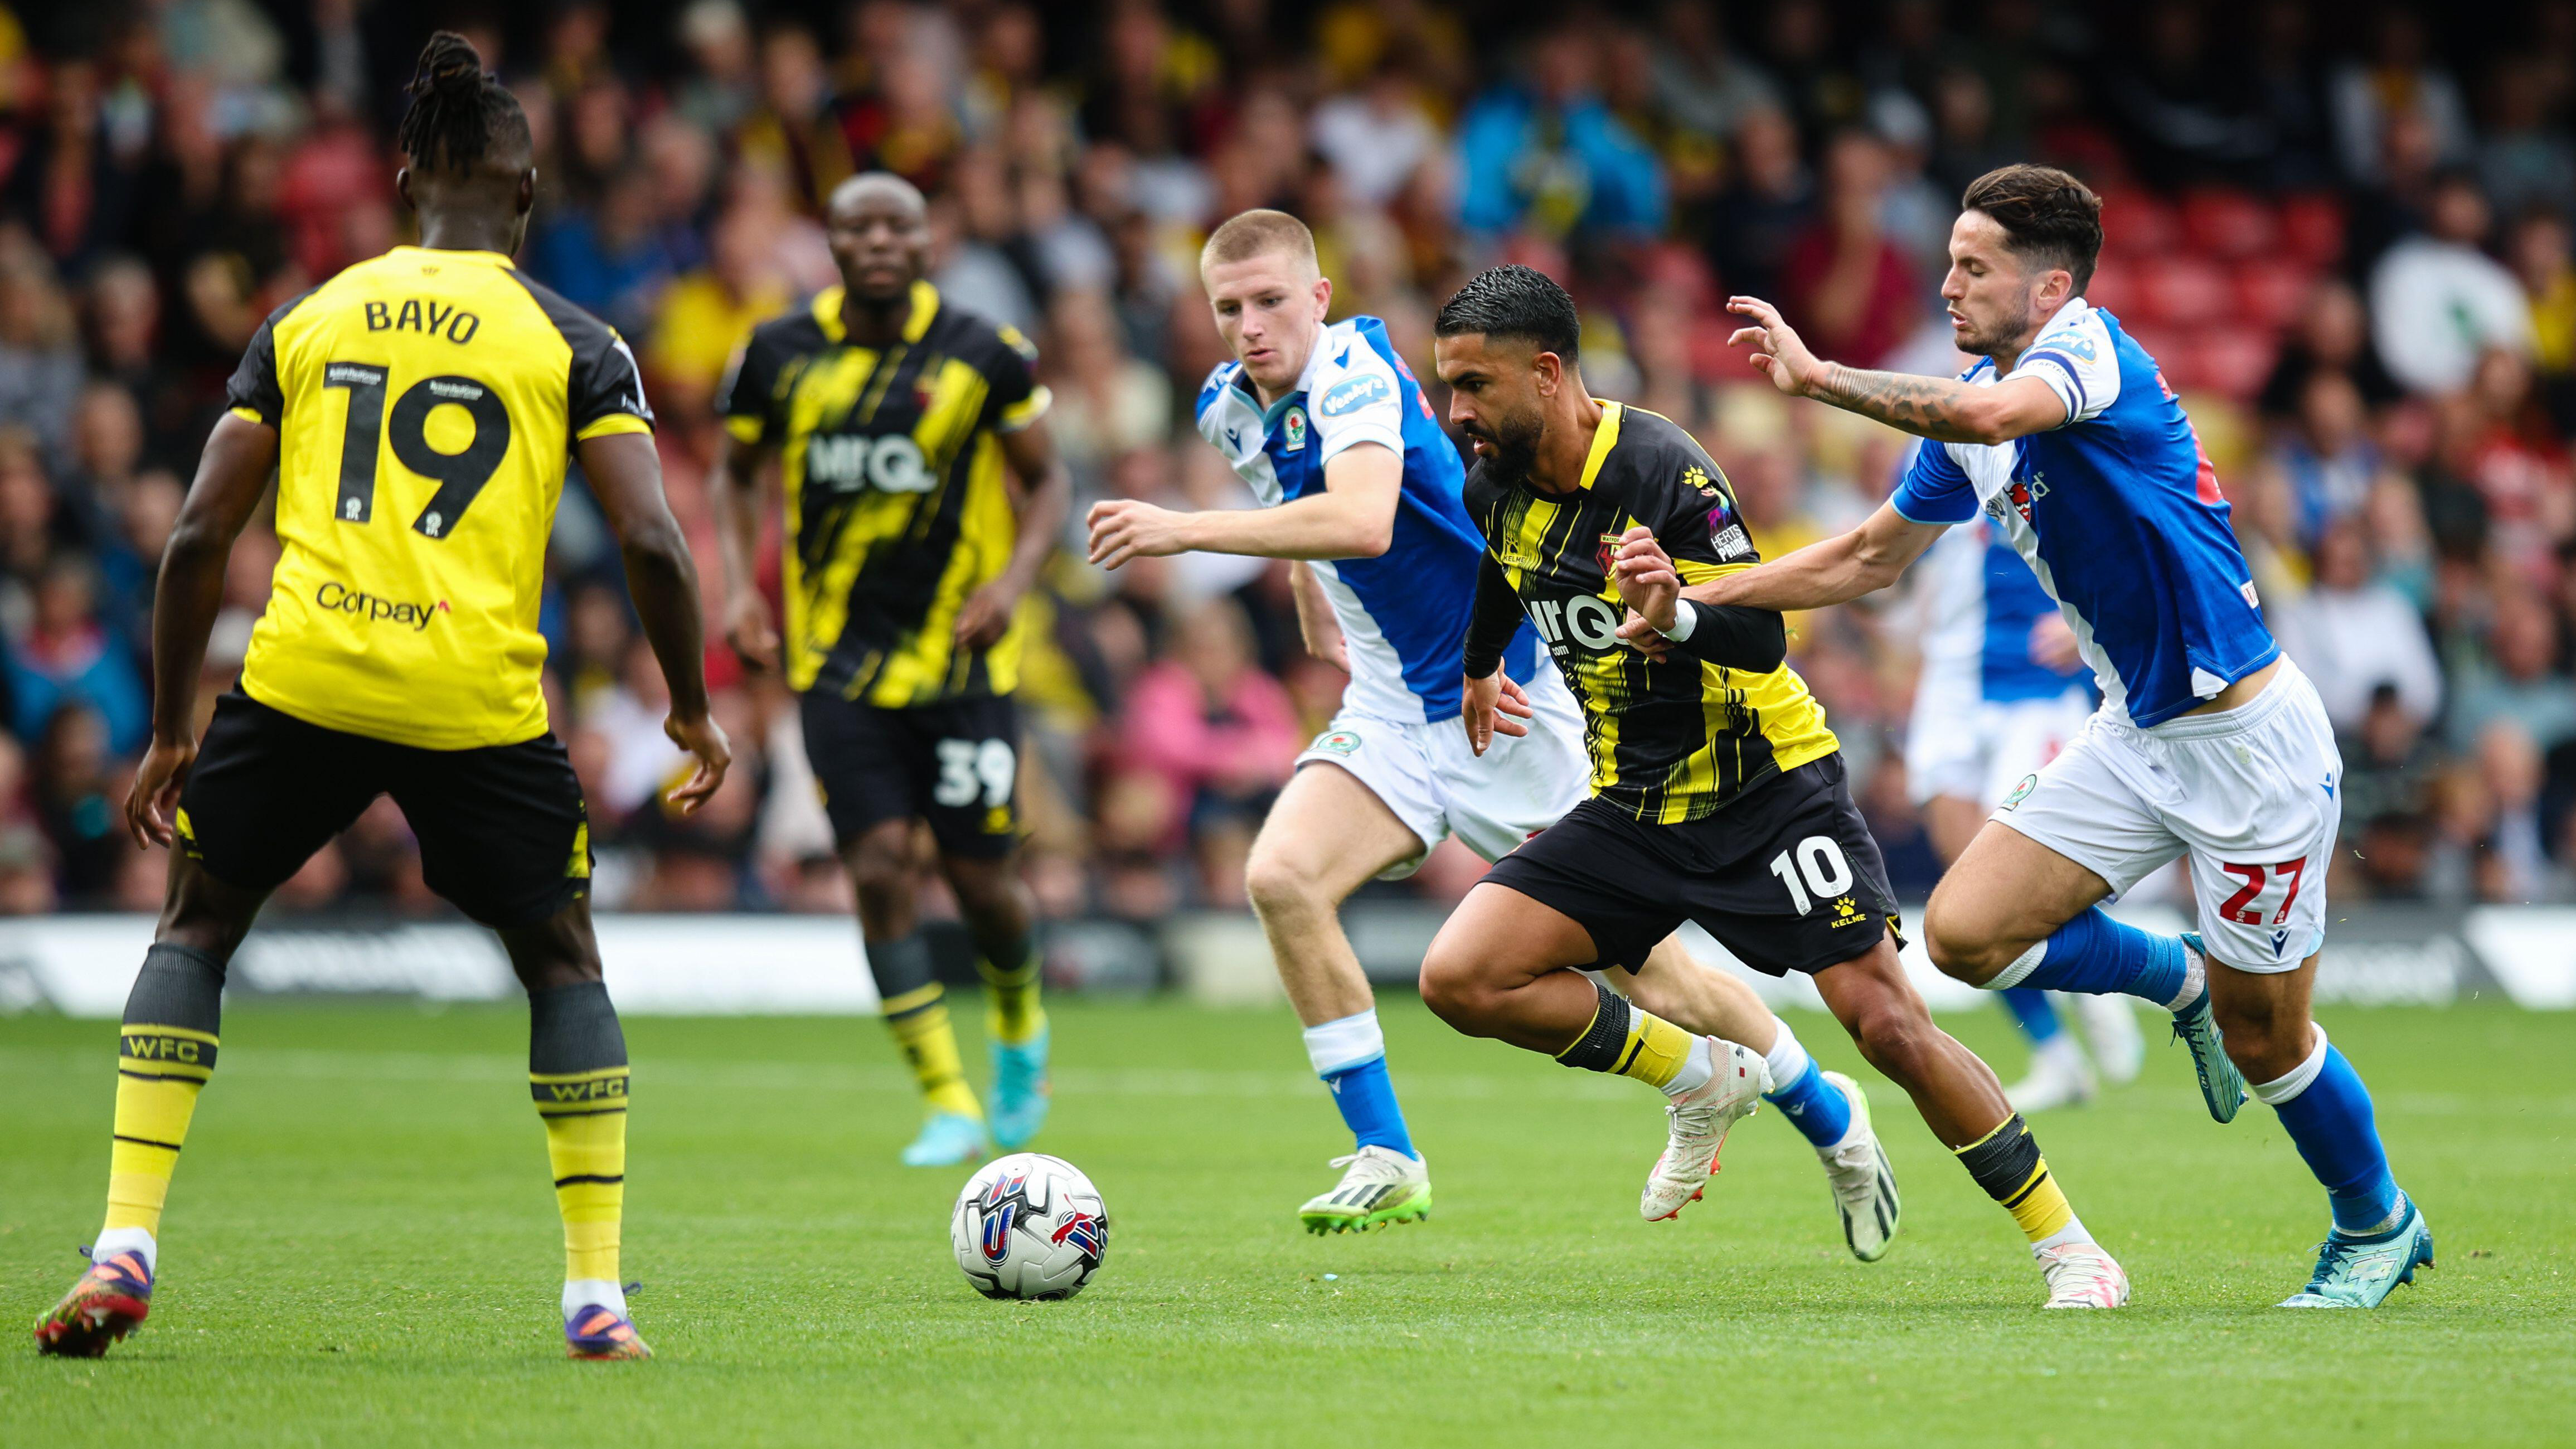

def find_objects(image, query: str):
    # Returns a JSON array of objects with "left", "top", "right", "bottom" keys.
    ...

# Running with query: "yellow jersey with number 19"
[{"left": 225, "top": 246, "right": 653, "bottom": 750}]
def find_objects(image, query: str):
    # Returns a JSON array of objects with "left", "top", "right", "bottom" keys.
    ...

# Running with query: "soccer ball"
[{"left": 951, "top": 1152, "right": 1109, "bottom": 1300}]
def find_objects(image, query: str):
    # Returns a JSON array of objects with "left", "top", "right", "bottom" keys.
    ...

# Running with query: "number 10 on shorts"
[{"left": 1769, "top": 835, "right": 1855, "bottom": 916}]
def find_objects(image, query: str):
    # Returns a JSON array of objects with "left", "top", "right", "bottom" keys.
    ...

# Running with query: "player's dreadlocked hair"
[
  {"left": 1961, "top": 164, "right": 2104, "bottom": 291},
  {"left": 395, "top": 32, "right": 531, "bottom": 175},
  {"left": 1433, "top": 264, "right": 1581, "bottom": 361}
]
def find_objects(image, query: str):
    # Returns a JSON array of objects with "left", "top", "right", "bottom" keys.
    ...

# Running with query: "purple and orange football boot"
[
  {"left": 33, "top": 1248, "right": 153, "bottom": 1358},
  {"left": 565, "top": 1303, "right": 651, "bottom": 1360}
]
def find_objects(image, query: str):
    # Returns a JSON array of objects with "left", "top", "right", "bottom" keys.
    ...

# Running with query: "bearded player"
[
  {"left": 1621, "top": 164, "right": 2427, "bottom": 1308},
  {"left": 1429, "top": 263, "right": 2128, "bottom": 1309},
  {"left": 35, "top": 34, "right": 727, "bottom": 1360},
  {"left": 712, "top": 173, "right": 1070, "bottom": 1168},
  {"left": 1089, "top": 211, "right": 1900, "bottom": 1258}
]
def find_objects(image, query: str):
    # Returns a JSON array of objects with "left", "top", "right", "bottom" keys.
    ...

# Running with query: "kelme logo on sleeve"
[{"left": 1317, "top": 373, "right": 1392, "bottom": 418}]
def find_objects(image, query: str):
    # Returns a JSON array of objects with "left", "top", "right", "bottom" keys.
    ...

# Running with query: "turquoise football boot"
[
  {"left": 901, "top": 1111, "right": 989, "bottom": 1167},
  {"left": 988, "top": 1028, "right": 1051, "bottom": 1150},
  {"left": 2281, "top": 1199, "right": 2436, "bottom": 1308},
  {"left": 2172, "top": 933, "right": 2247, "bottom": 1123}
]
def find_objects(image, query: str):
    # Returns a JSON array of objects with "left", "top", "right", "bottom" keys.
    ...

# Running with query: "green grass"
[{"left": 2, "top": 997, "right": 2569, "bottom": 1447}]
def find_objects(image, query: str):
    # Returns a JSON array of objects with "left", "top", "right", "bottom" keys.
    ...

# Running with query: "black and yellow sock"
[
  {"left": 104, "top": 944, "right": 226, "bottom": 1237},
  {"left": 1953, "top": 1112, "right": 2081, "bottom": 1246},
  {"left": 1554, "top": 978, "right": 1695, "bottom": 1090},
  {"left": 870, "top": 933, "right": 982, "bottom": 1119},
  {"left": 530, "top": 982, "right": 629, "bottom": 1286},
  {"left": 977, "top": 934, "right": 1046, "bottom": 1047}
]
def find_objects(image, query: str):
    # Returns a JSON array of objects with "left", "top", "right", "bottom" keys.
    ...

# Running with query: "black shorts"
[
  {"left": 799, "top": 691, "right": 1021, "bottom": 858},
  {"left": 176, "top": 691, "right": 589, "bottom": 928},
  {"left": 1484, "top": 754, "right": 1903, "bottom": 977}
]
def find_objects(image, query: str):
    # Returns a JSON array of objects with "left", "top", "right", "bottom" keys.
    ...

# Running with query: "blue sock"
[
  {"left": 1999, "top": 986, "right": 2063, "bottom": 1044},
  {"left": 1758, "top": 1024, "right": 1854, "bottom": 1148},
  {"left": 1321, "top": 1057, "right": 1415, "bottom": 1159},
  {"left": 2260, "top": 1036, "right": 2402, "bottom": 1235},
  {"left": 1305, "top": 1010, "right": 1416, "bottom": 1159},
  {"left": 2002, "top": 907, "right": 2190, "bottom": 1007}
]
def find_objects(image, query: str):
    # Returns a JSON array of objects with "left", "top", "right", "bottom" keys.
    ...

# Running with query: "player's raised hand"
[
  {"left": 954, "top": 580, "right": 1021, "bottom": 651},
  {"left": 1086, "top": 498, "right": 1188, "bottom": 569},
  {"left": 1726, "top": 297, "right": 1823, "bottom": 397},
  {"left": 724, "top": 589, "right": 780, "bottom": 674},
  {"left": 662, "top": 712, "right": 734, "bottom": 815},
  {"left": 1610, "top": 525, "right": 1681, "bottom": 633},
  {"left": 124, "top": 736, "right": 197, "bottom": 849},
  {"left": 1461, "top": 671, "right": 1534, "bottom": 757}
]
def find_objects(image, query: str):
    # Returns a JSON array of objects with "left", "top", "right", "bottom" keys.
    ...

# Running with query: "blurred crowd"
[{"left": 2, "top": 0, "right": 2574, "bottom": 926}]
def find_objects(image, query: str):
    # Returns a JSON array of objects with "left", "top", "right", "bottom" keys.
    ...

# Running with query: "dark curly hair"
[
  {"left": 395, "top": 32, "right": 531, "bottom": 175},
  {"left": 1433, "top": 263, "right": 1581, "bottom": 361},
  {"left": 1961, "top": 164, "right": 2104, "bottom": 292}
]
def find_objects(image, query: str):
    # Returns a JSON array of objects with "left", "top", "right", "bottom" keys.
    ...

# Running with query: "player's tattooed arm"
[
  {"left": 1617, "top": 502, "right": 1946, "bottom": 623},
  {"left": 128, "top": 411, "right": 277, "bottom": 846},
  {"left": 1724, "top": 295, "right": 2066, "bottom": 444}
]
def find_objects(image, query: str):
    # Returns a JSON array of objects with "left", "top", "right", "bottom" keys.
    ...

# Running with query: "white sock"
[
  {"left": 2164, "top": 943, "right": 2207, "bottom": 1013},
  {"left": 1761, "top": 1021, "right": 1813, "bottom": 1091},
  {"left": 1663, "top": 1035, "right": 1717, "bottom": 1097},
  {"left": 2032, "top": 1214, "right": 2095, "bottom": 1256},
  {"left": 1302, "top": 1009, "right": 1386, "bottom": 1078},
  {"left": 91, "top": 1226, "right": 156, "bottom": 1276},
  {"left": 563, "top": 1277, "right": 627, "bottom": 1322}
]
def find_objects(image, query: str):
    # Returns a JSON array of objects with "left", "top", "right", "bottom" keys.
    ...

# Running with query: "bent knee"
[
  {"left": 2215, "top": 1012, "right": 2314, "bottom": 1083},
  {"left": 1922, "top": 904, "right": 2025, "bottom": 984},
  {"left": 1416, "top": 949, "right": 1494, "bottom": 1031},
  {"left": 1849, "top": 1004, "right": 1935, "bottom": 1079},
  {"left": 1244, "top": 847, "right": 1336, "bottom": 920}
]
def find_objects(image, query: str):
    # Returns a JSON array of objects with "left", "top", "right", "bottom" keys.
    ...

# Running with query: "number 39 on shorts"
[
  {"left": 932, "top": 738, "right": 1015, "bottom": 809},
  {"left": 1768, "top": 835, "right": 1855, "bottom": 915}
]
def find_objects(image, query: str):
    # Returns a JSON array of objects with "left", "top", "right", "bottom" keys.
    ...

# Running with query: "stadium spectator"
[
  {"left": 0, "top": 0, "right": 2569, "bottom": 921},
  {"left": 2369, "top": 171, "right": 2536, "bottom": 395},
  {"left": 2276, "top": 518, "right": 2444, "bottom": 733}
]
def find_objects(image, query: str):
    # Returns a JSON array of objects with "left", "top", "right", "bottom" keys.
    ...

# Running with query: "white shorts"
[
  {"left": 1994, "top": 660, "right": 2341, "bottom": 973},
  {"left": 1906, "top": 680, "right": 2094, "bottom": 811},
  {"left": 1295, "top": 668, "right": 1591, "bottom": 878}
]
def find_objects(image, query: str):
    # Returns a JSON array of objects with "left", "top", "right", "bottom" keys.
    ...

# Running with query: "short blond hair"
[{"left": 1200, "top": 209, "right": 1318, "bottom": 274}]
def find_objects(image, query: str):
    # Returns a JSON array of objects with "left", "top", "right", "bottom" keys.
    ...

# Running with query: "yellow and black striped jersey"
[
  {"left": 717, "top": 281, "right": 1050, "bottom": 706},
  {"left": 1464, "top": 401, "right": 1838, "bottom": 823},
  {"left": 225, "top": 246, "right": 653, "bottom": 750}
]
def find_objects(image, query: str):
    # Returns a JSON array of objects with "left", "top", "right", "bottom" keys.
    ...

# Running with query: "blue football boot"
[
  {"left": 2281, "top": 1198, "right": 2436, "bottom": 1308},
  {"left": 901, "top": 1110, "right": 989, "bottom": 1167},
  {"left": 988, "top": 1028, "right": 1052, "bottom": 1150},
  {"left": 2172, "top": 933, "right": 2247, "bottom": 1123}
]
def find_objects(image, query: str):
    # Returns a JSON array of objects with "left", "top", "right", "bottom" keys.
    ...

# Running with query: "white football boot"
[
  {"left": 2072, "top": 993, "right": 2146, "bottom": 1085},
  {"left": 1816, "top": 1070, "right": 1901, "bottom": 1261},
  {"left": 2004, "top": 1035, "right": 2097, "bottom": 1114},
  {"left": 1641, "top": 1040, "right": 1770, "bottom": 1222},
  {"left": 1297, "top": 1145, "right": 1432, "bottom": 1234},
  {"left": 2036, "top": 1241, "right": 2131, "bottom": 1308}
]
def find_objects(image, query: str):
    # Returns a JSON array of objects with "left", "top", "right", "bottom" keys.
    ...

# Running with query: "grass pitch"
[{"left": 2, "top": 995, "right": 2569, "bottom": 1447}]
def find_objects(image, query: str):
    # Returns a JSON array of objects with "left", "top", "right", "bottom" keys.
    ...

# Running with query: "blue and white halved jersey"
[
  {"left": 1890, "top": 299, "right": 2277, "bottom": 729},
  {"left": 1195, "top": 315, "right": 1536, "bottom": 724},
  {"left": 1916, "top": 514, "right": 2093, "bottom": 705}
]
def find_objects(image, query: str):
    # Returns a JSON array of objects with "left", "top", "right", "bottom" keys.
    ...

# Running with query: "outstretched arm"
[
  {"left": 1726, "top": 295, "right": 2068, "bottom": 445},
  {"left": 126, "top": 412, "right": 276, "bottom": 846},
  {"left": 1087, "top": 442, "right": 1400, "bottom": 566},
  {"left": 584, "top": 430, "right": 731, "bottom": 813},
  {"left": 1616, "top": 501, "right": 1946, "bottom": 623},
  {"left": 955, "top": 418, "right": 1074, "bottom": 650}
]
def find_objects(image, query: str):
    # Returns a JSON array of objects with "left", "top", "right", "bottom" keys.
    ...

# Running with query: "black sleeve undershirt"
[
  {"left": 1461, "top": 552, "right": 1525, "bottom": 680},
  {"left": 1673, "top": 600, "right": 1788, "bottom": 672}
]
